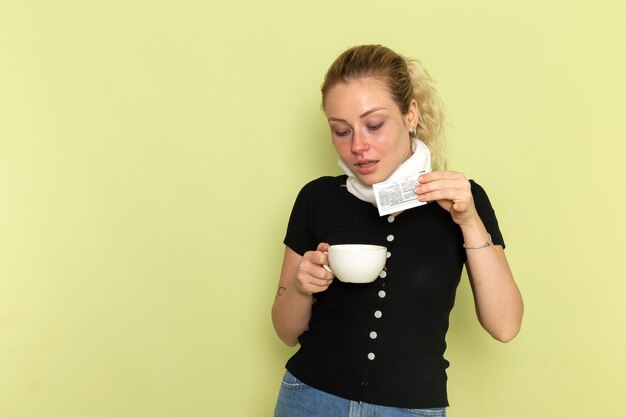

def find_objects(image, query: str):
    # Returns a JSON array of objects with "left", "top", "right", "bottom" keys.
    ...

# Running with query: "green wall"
[{"left": 1, "top": 1, "right": 625, "bottom": 416}]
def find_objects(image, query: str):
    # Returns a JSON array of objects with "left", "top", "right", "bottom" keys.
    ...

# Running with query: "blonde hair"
[{"left": 321, "top": 45, "right": 447, "bottom": 170}]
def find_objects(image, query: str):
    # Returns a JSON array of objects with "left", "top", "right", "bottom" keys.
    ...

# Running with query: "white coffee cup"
[{"left": 324, "top": 244, "right": 387, "bottom": 283}]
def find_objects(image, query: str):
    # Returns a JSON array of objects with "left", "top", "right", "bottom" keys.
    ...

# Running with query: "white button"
[
  {"left": 387, "top": 234, "right": 394, "bottom": 242},
  {"left": 369, "top": 331, "right": 378, "bottom": 339},
  {"left": 367, "top": 352, "right": 376, "bottom": 360},
  {"left": 387, "top": 215, "right": 395, "bottom": 223},
  {"left": 378, "top": 290, "right": 386, "bottom": 298},
  {"left": 386, "top": 251, "right": 391, "bottom": 259},
  {"left": 374, "top": 310, "right": 382, "bottom": 318},
  {"left": 379, "top": 270, "right": 387, "bottom": 278}
]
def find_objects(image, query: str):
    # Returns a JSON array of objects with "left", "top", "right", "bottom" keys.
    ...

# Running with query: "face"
[{"left": 324, "top": 78, "right": 418, "bottom": 185}]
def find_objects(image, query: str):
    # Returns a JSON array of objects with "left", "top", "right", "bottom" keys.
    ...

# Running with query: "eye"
[
  {"left": 334, "top": 129, "right": 351, "bottom": 137},
  {"left": 368, "top": 122, "right": 384, "bottom": 131}
]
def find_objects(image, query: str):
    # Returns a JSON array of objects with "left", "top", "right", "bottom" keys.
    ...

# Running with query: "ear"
[{"left": 405, "top": 99, "right": 419, "bottom": 131}]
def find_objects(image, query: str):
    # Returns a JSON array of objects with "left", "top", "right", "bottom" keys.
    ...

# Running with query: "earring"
[{"left": 410, "top": 127, "right": 417, "bottom": 138}]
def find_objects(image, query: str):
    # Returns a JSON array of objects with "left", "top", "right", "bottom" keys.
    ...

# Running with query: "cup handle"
[{"left": 321, "top": 251, "right": 333, "bottom": 274}]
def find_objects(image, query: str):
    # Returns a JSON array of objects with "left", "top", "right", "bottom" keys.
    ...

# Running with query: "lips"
[{"left": 354, "top": 160, "right": 379, "bottom": 175}]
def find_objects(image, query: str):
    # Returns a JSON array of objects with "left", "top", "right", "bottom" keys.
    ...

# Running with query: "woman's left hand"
[
  {"left": 415, "top": 171, "right": 478, "bottom": 227},
  {"left": 416, "top": 171, "right": 524, "bottom": 342}
]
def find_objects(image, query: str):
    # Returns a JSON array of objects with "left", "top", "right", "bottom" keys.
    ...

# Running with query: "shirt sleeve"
[
  {"left": 470, "top": 180, "right": 506, "bottom": 249},
  {"left": 283, "top": 179, "right": 320, "bottom": 256}
]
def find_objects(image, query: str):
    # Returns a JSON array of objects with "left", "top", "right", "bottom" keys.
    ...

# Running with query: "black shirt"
[{"left": 283, "top": 175, "right": 504, "bottom": 408}]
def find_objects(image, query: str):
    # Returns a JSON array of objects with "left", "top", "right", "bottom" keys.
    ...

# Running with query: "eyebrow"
[{"left": 327, "top": 107, "right": 387, "bottom": 123}]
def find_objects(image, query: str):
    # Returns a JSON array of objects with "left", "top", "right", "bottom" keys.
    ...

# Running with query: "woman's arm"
[
  {"left": 271, "top": 243, "right": 334, "bottom": 346},
  {"left": 416, "top": 171, "right": 524, "bottom": 342},
  {"left": 461, "top": 221, "right": 523, "bottom": 342}
]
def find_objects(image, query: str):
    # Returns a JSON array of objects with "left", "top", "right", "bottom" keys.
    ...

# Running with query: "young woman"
[{"left": 272, "top": 44, "right": 523, "bottom": 417}]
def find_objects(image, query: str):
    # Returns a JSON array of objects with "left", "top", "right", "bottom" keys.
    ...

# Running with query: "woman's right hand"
[
  {"left": 272, "top": 243, "right": 334, "bottom": 346},
  {"left": 295, "top": 242, "right": 335, "bottom": 295}
]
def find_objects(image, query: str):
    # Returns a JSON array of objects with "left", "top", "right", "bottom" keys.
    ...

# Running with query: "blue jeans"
[{"left": 274, "top": 371, "right": 447, "bottom": 417}]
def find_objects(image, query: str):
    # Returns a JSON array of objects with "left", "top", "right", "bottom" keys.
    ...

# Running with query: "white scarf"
[{"left": 337, "top": 138, "right": 432, "bottom": 205}]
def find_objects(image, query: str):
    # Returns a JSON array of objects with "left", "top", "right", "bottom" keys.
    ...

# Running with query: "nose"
[{"left": 351, "top": 129, "right": 370, "bottom": 154}]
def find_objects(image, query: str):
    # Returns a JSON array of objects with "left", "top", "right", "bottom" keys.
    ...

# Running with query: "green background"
[{"left": 1, "top": 1, "right": 625, "bottom": 416}]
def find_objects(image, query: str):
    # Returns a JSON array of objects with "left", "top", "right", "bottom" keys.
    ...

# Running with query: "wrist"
[
  {"left": 463, "top": 233, "right": 493, "bottom": 249},
  {"left": 459, "top": 219, "right": 491, "bottom": 248},
  {"left": 292, "top": 281, "right": 314, "bottom": 298},
  {"left": 457, "top": 214, "right": 482, "bottom": 230},
  {"left": 295, "top": 288, "right": 313, "bottom": 297}
]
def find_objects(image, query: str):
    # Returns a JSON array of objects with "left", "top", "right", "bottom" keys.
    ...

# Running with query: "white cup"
[{"left": 324, "top": 244, "right": 387, "bottom": 283}]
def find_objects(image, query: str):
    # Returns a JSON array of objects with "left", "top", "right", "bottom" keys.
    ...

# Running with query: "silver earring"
[{"left": 411, "top": 127, "right": 417, "bottom": 138}]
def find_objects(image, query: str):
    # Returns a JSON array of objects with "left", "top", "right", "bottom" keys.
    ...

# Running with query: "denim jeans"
[{"left": 274, "top": 371, "right": 446, "bottom": 417}]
